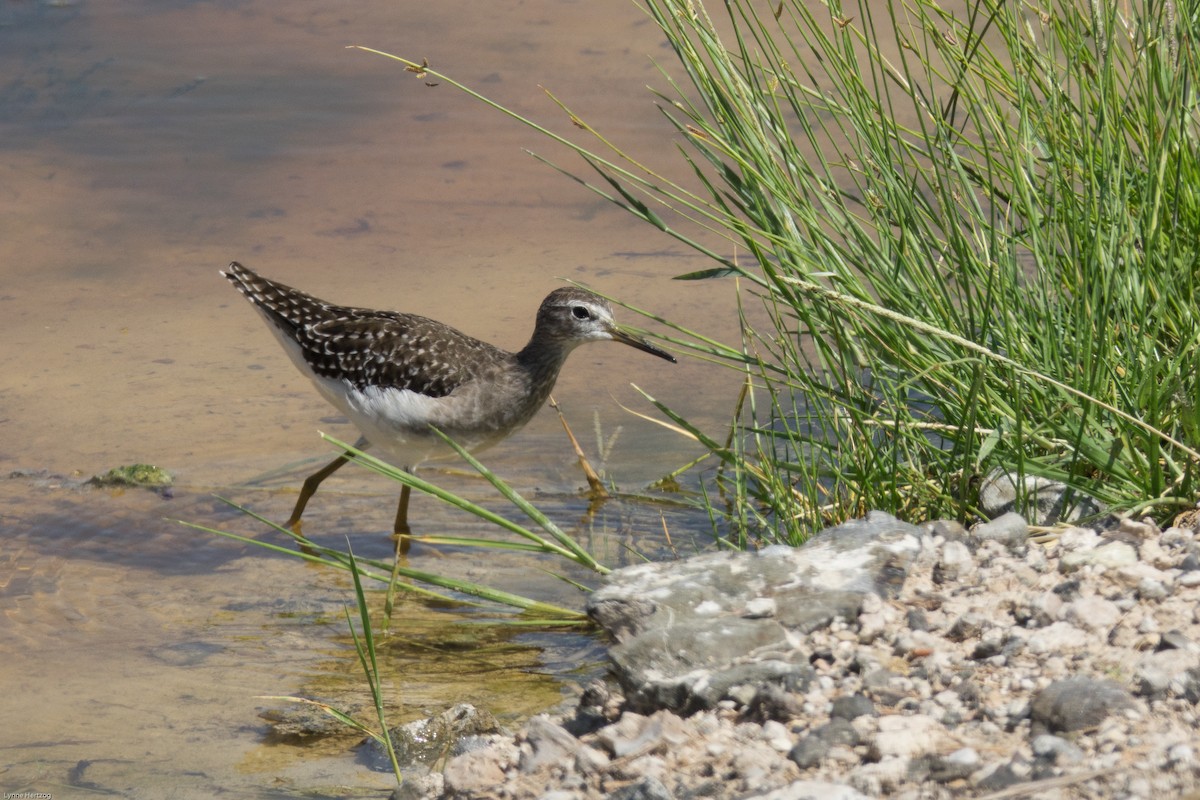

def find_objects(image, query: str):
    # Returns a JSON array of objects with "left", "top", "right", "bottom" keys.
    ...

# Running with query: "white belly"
[
  {"left": 312, "top": 375, "right": 491, "bottom": 467},
  {"left": 263, "top": 315, "right": 539, "bottom": 467}
]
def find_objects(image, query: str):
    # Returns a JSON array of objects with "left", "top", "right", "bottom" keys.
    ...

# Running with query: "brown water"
[{"left": 0, "top": 1, "right": 743, "bottom": 796}]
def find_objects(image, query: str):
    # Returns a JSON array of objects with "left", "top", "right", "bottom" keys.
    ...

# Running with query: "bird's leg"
[
  {"left": 285, "top": 452, "right": 350, "bottom": 533},
  {"left": 285, "top": 437, "right": 371, "bottom": 534},
  {"left": 391, "top": 483, "right": 412, "bottom": 555}
]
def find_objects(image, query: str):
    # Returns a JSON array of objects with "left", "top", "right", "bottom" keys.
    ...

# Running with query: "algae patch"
[{"left": 89, "top": 463, "right": 174, "bottom": 490}]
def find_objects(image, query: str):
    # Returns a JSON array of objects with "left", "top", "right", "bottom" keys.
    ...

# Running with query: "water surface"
[{"left": 1, "top": 0, "right": 741, "bottom": 795}]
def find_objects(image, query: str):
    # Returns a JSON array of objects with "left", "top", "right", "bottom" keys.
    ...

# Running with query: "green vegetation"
[
  {"left": 182, "top": 479, "right": 592, "bottom": 620},
  {"left": 262, "top": 543, "right": 404, "bottom": 785},
  {"left": 89, "top": 463, "right": 173, "bottom": 489},
  {"left": 359, "top": 0, "right": 1200, "bottom": 544}
]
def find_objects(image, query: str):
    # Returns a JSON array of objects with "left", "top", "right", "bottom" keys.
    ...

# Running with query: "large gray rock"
[
  {"left": 586, "top": 512, "right": 922, "bottom": 714},
  {"left": 979, "top": 468, "right": 1104, "bottom": 525}
]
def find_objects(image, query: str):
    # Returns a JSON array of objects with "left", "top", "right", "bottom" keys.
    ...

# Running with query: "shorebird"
[{"left": 223, "top": 262, "right": 675, "bottom": 548}]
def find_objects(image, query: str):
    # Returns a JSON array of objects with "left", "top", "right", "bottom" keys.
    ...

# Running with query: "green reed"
[
  {"left": 260, "top": 543, "right": 404, "bottom": 785},
  {"left": 355, "top": 0, "right": 1200, "bottom": 543}
]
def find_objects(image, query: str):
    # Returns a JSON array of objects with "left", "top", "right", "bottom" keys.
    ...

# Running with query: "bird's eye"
[{"left": 572, "top": 305, "right": 591, "bottom": 320}]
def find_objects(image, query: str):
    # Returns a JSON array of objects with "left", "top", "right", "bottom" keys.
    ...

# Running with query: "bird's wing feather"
[
  {"left": 303, "top": 312, "right": 506, "bottom": 397},
  {"left": 224, "top": 263, "right": 510, "bottom": 397}
]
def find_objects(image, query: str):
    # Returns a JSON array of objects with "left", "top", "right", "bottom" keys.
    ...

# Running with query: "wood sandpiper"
[{"left": 223, "top": 261, "right": 676, "bottom": 548}]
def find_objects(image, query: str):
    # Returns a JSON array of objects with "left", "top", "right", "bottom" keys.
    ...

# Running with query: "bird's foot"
[{"left": 390, "top": 526, "right": 412, "bottom": 556}]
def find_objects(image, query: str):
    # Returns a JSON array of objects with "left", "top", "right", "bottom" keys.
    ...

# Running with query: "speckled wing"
[
  {"left": 223, "top": 261, "right": 505, "bottom": 398},
  {"left": 304, "top": 313, "right": 506, "bottom": 397}
]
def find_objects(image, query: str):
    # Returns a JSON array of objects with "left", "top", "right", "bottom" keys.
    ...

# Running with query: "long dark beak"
[{"left": 610, "top": 326, "right": 676, "bottom": 363}]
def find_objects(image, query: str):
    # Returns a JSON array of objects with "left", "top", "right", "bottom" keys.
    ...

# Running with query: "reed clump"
[{"left": 360, "top": 0, "right": 1200, "bottom": 543}]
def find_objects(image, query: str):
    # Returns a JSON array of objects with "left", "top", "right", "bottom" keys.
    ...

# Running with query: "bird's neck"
[{"left": 515, "top": 337, "right": 574, "bottom": 391}]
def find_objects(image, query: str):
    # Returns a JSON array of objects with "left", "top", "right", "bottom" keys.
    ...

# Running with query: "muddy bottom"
[{"left": 1, "top": 466, "right": 703, "bottom": 797}]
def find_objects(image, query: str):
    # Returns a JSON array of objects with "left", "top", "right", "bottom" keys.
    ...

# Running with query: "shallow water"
[{"left": 1, "top": 0, "right": 742, "bottom": 795}]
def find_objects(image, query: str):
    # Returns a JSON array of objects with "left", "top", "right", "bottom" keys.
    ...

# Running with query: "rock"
[
  {"left": 594, "top": 711, "right": 690, "bottom": 759},
  {"left": 1137, "top": 537, "right": 1176, "bottom": 570},
  {"left": 359, "top": 704, "right": 498, "bottom": 772},
  {"left": 1026, "top": 621, "right": 1091, "bottom": 653},
  {"left": 390, "top": 773, "right": 442, "bottom": 800},
  {"left": 974, "top": 759, "right": 1032, "bottom": 791},
  {"left": 830, "top": 694, "right": 875, "bottom": 722},
  {"left": 1025, "top": 546, "right": 1050, "bottom": 572},
  {"left": 862, "top": 668, "right": 908, "bottom": 707},
  {"left": 726, "top": 738, "right": 787, "bottom": 785},
  {"left": 761, "top": 720, "right": 794, "bottom": 752},
  {"left": 744, "top": 597, "right": 778, "bottom": 618},
  {"left": 787, "top": 716, "right": 860, "bottom": 769},
  {"left": 1031, "top": 734, "right": 1085, "bottom": 764},
  {"left": 1115, "top": 517, "right": 1160, "bottom": 542},
  {"left": 971, "top": 512, "right": 1029, "bottom": 549},
  {"left": 912, "top": 746, "right": 980, "bottom": 783},
  {"left": 870, "top": 714, "right": 953, "bottom": 759},
  {"left": 849, "top": 756, "right": 909, "bottom": 795},
  {"left": 1060, "top": 541, "right": 1138, "bottom": 572},
  {"left": 923, "top": 519, "right": 970, "bottom": 541},
  {"left": 905, "top": 608, "right": 930, "bottom": 631},
  {"left": 1167, "top": 744, "right": 1196, "bottom": 768},
  {"left": 1163, "top": 525, "right": 1196, "bottom": 545},
  {"left": 1158, "top": 629, "right": 1198, "bottom": 652},
  {"left": 442, "top": 743, "right": 513, "bottom": 794},
  {"left": 854, "top": 592, "right": 895, "bottom": 644},
  {"left": 978, "top": 468, "right": 1104, "bottom": 524},
  {"left": 934, "top": 540, "right": 976, "bottom": 583},
  {"left": 586, "top": 512, "right": 920, "bottom": 714},
  {"left": 788, "top": 734, "right": 830, "bottom": 770},
  {"left": 1029, "top": 677, "right": 1138, "bottom": 734},
  {"left": 608, "top": 776, "right": 674, "bottom": 800},
  {"left": 519, "top": 715, "right": 588, "bottom": 773},
  {"left": 1132, "top": 652, "right": 1200, "bottom": 700},
  {"left": 1063, "top": 596, "right": 1121, "bottom": 632},
  {"left": 893, "top": 628, "right": 941, "bottom": 660},
  {"left": 748, "top": 781, "right": 872, "bottom": 800},
  {"left": 942, "top": 747, "right": 980, "bottom": 776},
  {"left": 946, "top": 612, "right": 986, "bottom": 642},
  {"left": 1114, "top": 563, "right": 1175, "bottom": 599},
  {"left": 1058, "top": 527, "right": 1102, "bottom": 552}
]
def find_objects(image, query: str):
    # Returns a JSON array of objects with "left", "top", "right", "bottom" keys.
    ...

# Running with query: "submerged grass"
[
  {"left": 324, "top": 431, "right": 611, "bottom": 573},
  {"left": 180, "top": 485, "right": 591, "bottom": 621},
  {"left": 262, "top": 542, "right": 404, "bottom": 786},
  {"left": 190, "top": 408, "right": 681, "bottom": 621},
  {"left": 353, "top": 0, "right": 1200, "bottom": 544}
]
